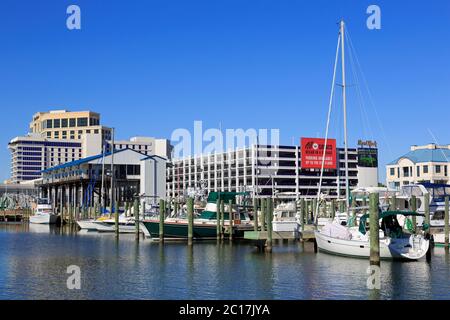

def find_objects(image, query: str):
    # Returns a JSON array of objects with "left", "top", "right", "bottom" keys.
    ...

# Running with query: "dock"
[{"left": 0, "top": 209, "right": 30, "bottom": 222}]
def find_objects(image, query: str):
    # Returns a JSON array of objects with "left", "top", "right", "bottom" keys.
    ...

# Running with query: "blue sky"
[{"left": 1, "top": 0, "right": 449, "bottom": 183}]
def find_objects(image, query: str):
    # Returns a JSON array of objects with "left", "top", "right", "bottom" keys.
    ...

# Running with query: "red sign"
[{"left": 301, "top": 138, "right": 337, "bottom": 169}]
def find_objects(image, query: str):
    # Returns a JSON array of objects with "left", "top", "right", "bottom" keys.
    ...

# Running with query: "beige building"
[
  {"left": 8, "top": 109, "right": 171, "bottom": 184},
  {"left": 386, "top": 144, "right": 450, "bottom": 189},
  {"left": 29, "top": 110, "right": 112, "bottom": 141}
]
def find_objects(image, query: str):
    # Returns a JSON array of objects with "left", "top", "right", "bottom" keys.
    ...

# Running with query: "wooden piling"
[
  {"left": 114, "top": 200, "right": 119, "bottom": 237},
  {"left": 411, "top": 195, "right": 417, "bottom": 233},
  {"left": 261, "top": 198, "right": 266, "bottom": 232},
  {"left": 424, "top": 193, "right": 430, "bottom": 234},
  {"left": 216, "top": 198, "right": 221, "bottom": 241},
  {"left": 61, "top": 206, "right": 65, "bottom": 227},
  {"left": 135, "top": 199, "right": 140, "bottom": 241},
  {"left": 445, "top": 196, "right": 449, "bottom": 250},
  {"left": 159, "top": 199, "right": 165, "bottom": 242},
  {"left": 229, "top": 200, "right": 233, "bottom": 242},
  {"left": 124, "top": 202, "right": 129, "bottom": 217},
  {"left": 390, "top": 194, "right": 397, "bottom": 211},
  {"left": 220, "top": 200, "right": 225, "bottom": 239},
  {"left": 369, "top": 193, "right": 380, "bottom": 266},
  {"left": 253, "top": 198, "right": 259, "bottom": 232},
  {"left": 312, "top": 198, "right": 317, "bottom": 222},
  {"left": 339, "top": 199, "right": 344, "bottom": 213},
  {"left": 187, "top": 197, "right": 194, "bottom": 245},
  {"left": 174, "top": 201, "right": 178, "bottom": 216},
  {"left": 300, "top": 198, "right": 305, "bottom": 236},
  {"left": 265, "top": 198, "right": 273, "bottom": 253},
  {"left": 424, "top": 193, "right": 431, "bottom": 261}
]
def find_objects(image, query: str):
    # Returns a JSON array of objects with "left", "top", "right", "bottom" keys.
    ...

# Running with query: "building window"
[
  {"left": 47, "top": 132, "right": 51, "bottom": 138},
  {"left": 86, "top": 130, "right": 91, "bottom": 134},
  {"left": 61, "top": 119, "right": 68, "bottom": 128},
  {"left": 77, "top": 118, "right": 88, "bottom": 127},
  {"left": 446, "top": 166, "right": 448, "bottom": 177},
  {"left": 402, "top": 167, "right": 409, "bottom": 178},
  {"left": 423, "top": 165, "right": 429, "bottom": 174},
  {"left": 436, "top": 165, "right": 441, "bottom": 174},
  {"left": 94, "top": 129, "right": 99, "bottom": 134},
  {"left": 417, "top": 166, "right": 420, "bottom": 177},
  {"left": 69, "top": 118, "right": 76, "bottom": 127},
  {"left": 54, "top": 119, "right": 60, "bottom": 128},
  {"left": 54, "top": 131, "right": 59, "bottom": 138},
  {"left": 390, "top": 168, "right": 395, "bottom": 176}
]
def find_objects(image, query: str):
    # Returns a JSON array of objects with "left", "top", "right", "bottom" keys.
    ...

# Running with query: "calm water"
[{"left": 0, "top": 223, "right": 449, "bottom": 300}]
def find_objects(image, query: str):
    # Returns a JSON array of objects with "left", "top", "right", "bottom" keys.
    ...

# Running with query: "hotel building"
[
  {"left": 386, "top": 144, "right": 450, "bottom": 189},
  {"left": 29, "top": 110, "right": 112, "bottom": 141},
  {"left": 168, "top": 143, "right": 379, "bottom": 199},
  {"left": 8, "top": 134, "right": 83, "bottom": 183},
  {"left": 9, "top": 110, "right": 172, "bottom": 184}
]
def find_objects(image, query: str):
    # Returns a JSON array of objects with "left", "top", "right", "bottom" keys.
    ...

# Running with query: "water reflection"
[{"left": 0, "top": 224, "right": 449, "bottom": 300}]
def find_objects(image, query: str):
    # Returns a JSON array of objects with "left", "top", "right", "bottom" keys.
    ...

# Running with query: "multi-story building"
[
  {"left": 9, "top": 109, "right": 172, "bottom": 184},
  {"left": 29, "top": 110, "right": 112, "bottom": 141},
  {"left": 386, "top": 144, "right": 450, "bottom": 189},
  {"left": 8, "top": 134, "right": 83, "bottom": 183},
  {"left": 167, "top": 143, "right": 379, "bottom": 200}
]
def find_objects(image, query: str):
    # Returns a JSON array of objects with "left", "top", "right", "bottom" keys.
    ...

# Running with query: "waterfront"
[{"left": 0, "top": 224, "right": 449, "bottom": 300}]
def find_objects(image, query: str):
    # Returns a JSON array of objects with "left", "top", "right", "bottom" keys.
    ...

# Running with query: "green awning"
[
  {"left": 359, "top": 211, "right": 425, "bottom": 235},
  {"left": 207, "top": 192, "right": 249, "bottom": 204}
]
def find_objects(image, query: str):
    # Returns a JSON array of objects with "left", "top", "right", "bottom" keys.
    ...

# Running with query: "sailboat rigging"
[{"left": 313, "top": 21, "right": 429, "bottom": 260}]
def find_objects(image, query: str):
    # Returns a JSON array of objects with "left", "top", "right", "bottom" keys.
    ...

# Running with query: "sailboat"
[{"left": 313, "top": 21, "right": 430, "bottom": 260}]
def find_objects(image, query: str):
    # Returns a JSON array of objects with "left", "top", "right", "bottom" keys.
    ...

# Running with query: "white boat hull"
[
  {"left": 314, "top": 231, "right": 429, "bottom": 260},
  {"left": 433, "top": 233, "right": 448, "bottom": 246},
  {"left": 30, "top": 214, "right": 58, "bottom": 225},
  {"left": 76, "top": 220, "right": 100, "bottom": 231},
  {"left": 272, "top": 221, "right": 300, "bottom": 232},
  {"left": 93, "top": 221, "right": 136, "bottom": 233}
]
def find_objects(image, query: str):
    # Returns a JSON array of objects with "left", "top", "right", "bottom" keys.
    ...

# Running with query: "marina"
[
  {"left": 0, "top": 223, "right": 450, "bottom": 300},
  {"left": 1, "top": 1, "right": 450, "bottom": 304}
]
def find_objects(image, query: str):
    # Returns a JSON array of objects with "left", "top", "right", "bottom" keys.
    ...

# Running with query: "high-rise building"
[
  {"left": 29, "top": 110, "right": 112, "bottom": 141},
  {"left": 8, "top": 134, "right": 83, "bottom": 183},
  {"left": 9, "top": 109, "right": 172, "bottom": 184}
]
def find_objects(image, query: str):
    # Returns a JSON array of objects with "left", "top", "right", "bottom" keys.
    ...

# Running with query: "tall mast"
[
  {"left": 101, "top": 142, "right": 106, "bottom": 212},
  {"left": 110, "top": 128, "right": 115, "bottom": 216},
  {"left": 340, "top": 20, "right": 350, "bottom": 210}
]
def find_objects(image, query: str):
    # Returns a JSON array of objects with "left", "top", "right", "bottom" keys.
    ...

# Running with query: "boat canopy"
[
  {"left": 358, "top": 211, "right": 425, "bottom": 235},
  {"left": 207, "top": 192, "right": 249, "bottom": 204}
]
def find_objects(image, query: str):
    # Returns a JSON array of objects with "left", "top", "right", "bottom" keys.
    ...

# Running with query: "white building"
[
  {"left": 39, "top": 149, "right": 167, "bottom": 210},
  {"left": 8, "top": 134, "right": 83, "bottom": 183},
  {"left": 112, "top": 137, "right": 172, "bottom": 160},
  {"left": 168, "top": 143, "right": 378, "bottom": 200},
  {"left": 386, "top": 144, "right": 450, "bottom": 189}
]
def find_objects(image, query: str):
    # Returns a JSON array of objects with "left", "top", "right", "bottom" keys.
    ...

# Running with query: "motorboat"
[
  {"left": 272, "top": 202, "right": 301, "bottom": 232},
  {"left": 142, "top": 192, "right": 254, "bottom": 239},
  {"left": 30, "top": 198, "right": 58, "bottom": 225},
  {"left": 77, "top": 214, "right": 136, "bottom": 233}
]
